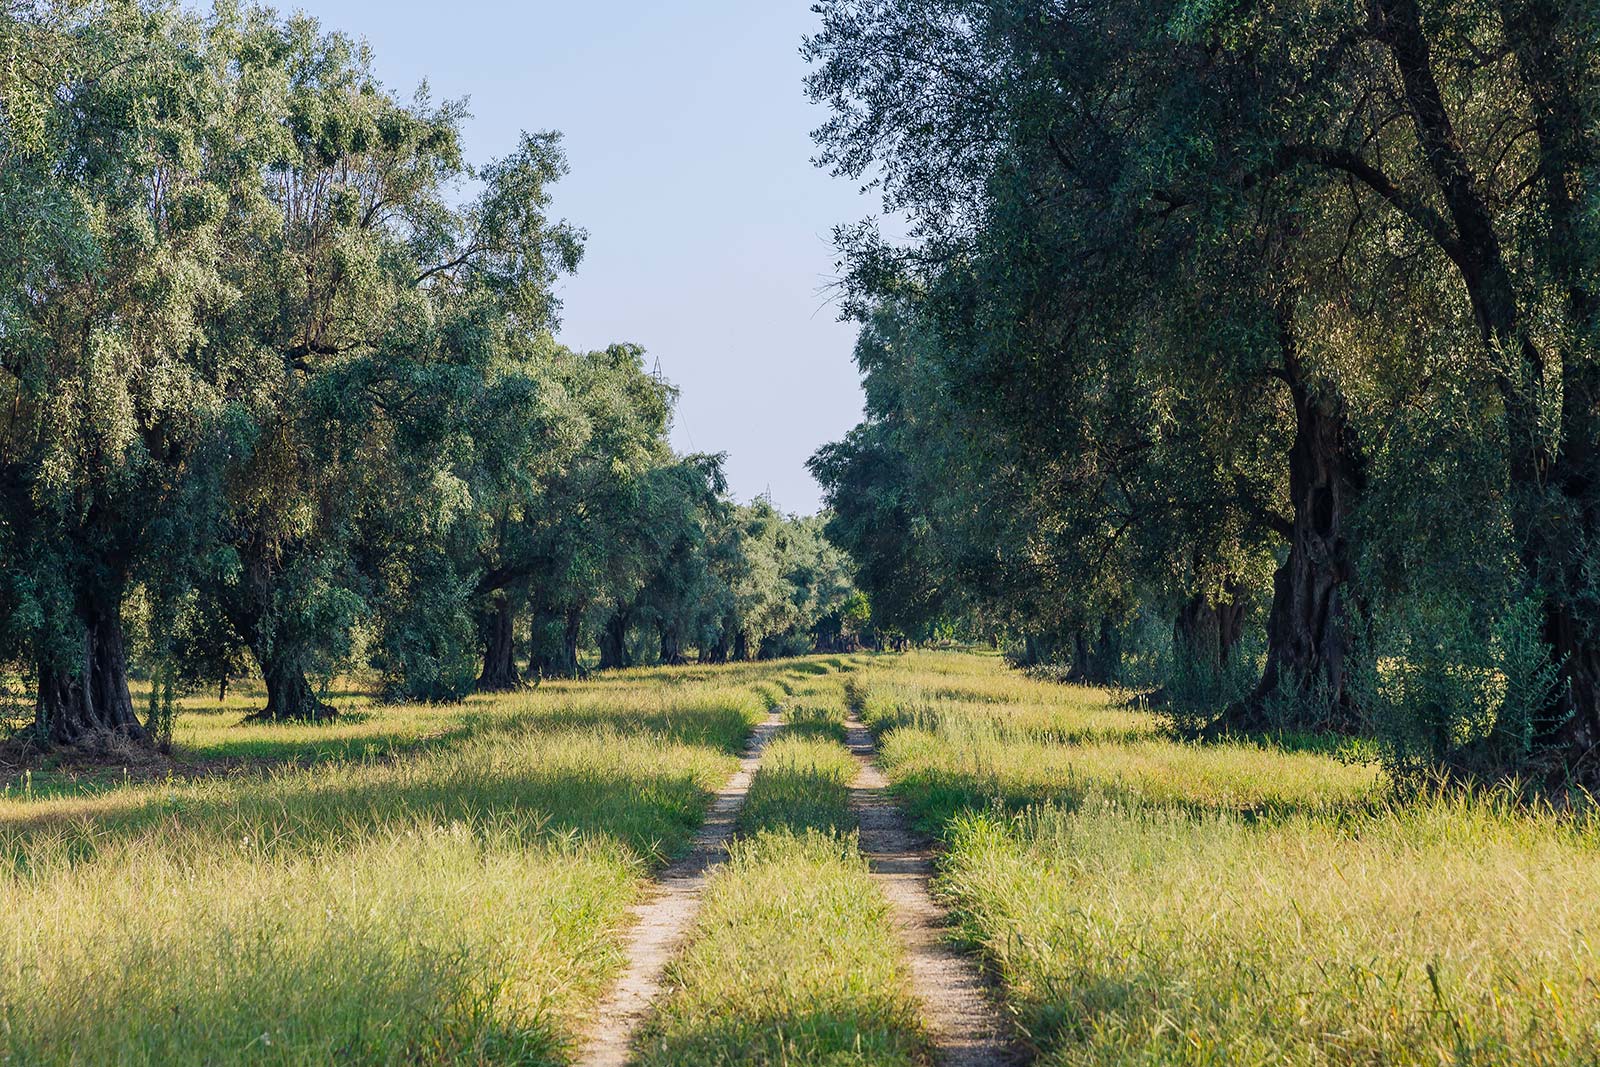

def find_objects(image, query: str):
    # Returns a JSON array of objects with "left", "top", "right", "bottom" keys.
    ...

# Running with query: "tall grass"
[
  {"left": 943, "top": 795, "right": 1600, "bottom": 1065},
  {"left": 0, "top": 661, "right": 785, "bottom": 1065},
  {"left": 1, "top": 825, "right": 631, "bottom": 1065},
  {"left": 857, "top": 651, "right": 1600, "bottom": 1066},
  {"left": 635, "top": 832, "right": 928, "bottom": 1067}
]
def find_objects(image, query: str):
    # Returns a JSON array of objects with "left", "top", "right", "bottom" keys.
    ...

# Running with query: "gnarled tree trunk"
[
  {"left": 35, "top": 595, "right": 148, "bottom": 745},
  {"left": 253, "top": 644, "right": 335, "bottom": 722},
  {"left": 1225, "top": 338, "right": 1362, "bottom": 735},
  {"left": 659, "top": 623, "right": 684, "bottom": 666},
  {"left": 1494, "top": 0, "right": 1600, "bottom": 779},
  {"left": 706, "top": 616, "right": 733, "bottom": 663},
  {"left": 597, "top": 606, "right": 631, "bottom": 670},
  {"left": 561, "top": 608, "right": 583, "bottom": 677},
  {"left": 477, "top": 595, "right": 520, "bottom": 692}
]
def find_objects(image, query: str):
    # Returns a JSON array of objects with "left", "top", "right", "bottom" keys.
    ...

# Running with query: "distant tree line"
[
  {"left": 0, "top": 1, "right": 863, "bottom": 747},
  {"left": 805, "top": 0, "right": 1600, "bottom": 785}
]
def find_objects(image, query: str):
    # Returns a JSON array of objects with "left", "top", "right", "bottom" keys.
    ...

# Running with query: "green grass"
[
  {"left": 855, "top": 651, "right": 1600, "bottom": 1067},
  {"left": 944, "top": 797, "right": 1600, "bottom": 1066},
  {"left": 0, "top": 659, "right": 799, "bottom": 1066},
  {"left": 737, "top": 734, "right": 859, "bottom": 835},
  {"left": 16, "top": 649, "right": 1579, "bottom": 1065},
  {"left": 1, "top": 824, "right": 630, "bottom": 1066},
  {"left": 634, "top": 832, "right": 928, "bottom": 1067},
  {"left": 638, "top": 689, "right": 930, "bottom": 1066},
  {"left": 782, "top": 700, "right": 849, "bottom": 743}
]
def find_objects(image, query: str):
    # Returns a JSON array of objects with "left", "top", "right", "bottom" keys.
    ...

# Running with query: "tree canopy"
[
  {"left": 0, "top": 0, "right": 865, "bottom": 746},
  {"left": 806, "top": 0, "right": 1600, "bottom": 783}
]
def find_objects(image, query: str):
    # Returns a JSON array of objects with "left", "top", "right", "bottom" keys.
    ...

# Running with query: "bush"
[{"left": 1354, "top": 595, "right": 1561, "bottom": 783}]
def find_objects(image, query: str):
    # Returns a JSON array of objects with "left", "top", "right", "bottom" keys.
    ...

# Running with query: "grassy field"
[
  {"left": 0, "top": 664, "right": 777, "bottom": 1065},
  {"left": 855, "top": 651, "right": 1600, "bottom": 1066},
  {"left": 6, "top": 650, "right": 1594, "bottom": 1065}
]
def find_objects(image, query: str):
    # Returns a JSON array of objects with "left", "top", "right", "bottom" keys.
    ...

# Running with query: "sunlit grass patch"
[
  {"left": 853, "top": 659, "right": 1157, "bottom": 746},
  {"left": 172, "top": 701, "right": 472, "bottom": 764},
  {"left": 863, "top": 693, "right": 1159, "bottom": 745},
  {"left": 0, "top": 721, "right": 740, "bottom": 865},
  {"left": 0, "top": 822, "right": 632, "bottom": 1066},
  {"left": 856, "top": 650, "right": 1600, "bottom": 1066},
  {"left": 636, "top": 715, "right": 924, "bottom": 1065},
  {"left": 153, "top": 677, "right": 764, "bottom": 776},
  {"left": 0, "top": 661, "right": 807, "bottom": 1065},
  {"left": 635, "top": 831, "right": 928, "bottom": 1067},
  {"left": 941, "top": 795, "right": 1600, "bottom": 1066},
  {"left": 855, "top": 652, "right": 1377, "bottom": 829},
  {"left": 878, "top": 725, "right": 1381, "bottom": 829},
  {"left": 496, "top": 682, "right": 765, "bottom": 755}
]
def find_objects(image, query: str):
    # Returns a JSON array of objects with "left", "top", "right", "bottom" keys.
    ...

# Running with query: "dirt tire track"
[
  {"left": 846, "top": 712, "right": 1020, "bottom": 1067},
  {"left": 573, "top": 706, "right": 784, "bottom": 1067}
]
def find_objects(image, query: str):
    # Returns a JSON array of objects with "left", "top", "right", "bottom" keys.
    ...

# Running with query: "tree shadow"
[
  {"left": 737, "top": 760, "right": 854, "bottom": 838},
  {"left": 0, "top": 739, "right": 729, "bottom": 870},
  {"left": 890, "top": 765, "right": 1383, "bottom": 839},
  {"left": 781, "top": 705, "right": 849, "bottom": 744},
  {"left": 509, "top": 704, "right": 758, "bottom": 756}
]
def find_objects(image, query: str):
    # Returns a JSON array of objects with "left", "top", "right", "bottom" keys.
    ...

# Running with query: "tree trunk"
[
  {"left": 1495, "top": 0, "right": 1600, "bottom": 778},
  {"left": 733, "top": 629, "right": 749, "bottom": 662},
  {"left": 35, "top": 597, "right": 148, "bottom": 745},
  {"left": 707, "top": 619, "right": 732, "bottom": 663},
  {"left": 597, "top": 606, "right": 631, "bottom": 670},
  {"left": 1174, "top": 588, "right": 1246, "bottom": 671},
  {"left": 1065, "top": 628, "right": 1091, "bottom": 681},
  {"left": 1376, "top": 0, "right": 1600, "bottom": 776},
  {"left": 1020, "top": 632, "right": 1048, "bottom": 667},
  {"left": 477, "top": 595, "right": 520, "bottom": 692},
  {"left": 562, "top": 608, "right": 583, "bottom": 677},
  {"left": 659, "top": 623, "right": 684, "bottom": 666},
  {"left": 1064, "top": 619, "right": 1120, "bottom": 685},
  {"left": 1087, "top": 616, "right": 1121, "bottom": 685},
  {"left": 1225, "top": 340, "right": 1362, "bottom": 735},
  {"left": 252, "top": 646, "right": 335, "bottom": 721}
]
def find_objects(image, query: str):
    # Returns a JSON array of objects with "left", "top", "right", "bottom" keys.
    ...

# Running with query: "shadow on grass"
[
  {"left": 520, "top": 705, "right": 757, "bottom": 756},
  {"left": 165, "top": 696, "right": 759, "bottom": 777},
  {"left": 169, "top": 687, "right": 375, "bottom": 714},
  {"left": 0, "top": 736, "right": 725, "bottom": 870},
  {"left": 0, "top": 700, "right": 776, "bottom": 865},
  {"left": 862, "top": 705, "right": 1157, "bottom": 748},
  {"left": 738, "top": 766, "right": 854, "bottom": 838},
  {"left": 1199, "top": 726, "right": 1382, "bottom": 762},
  {"left": 890, "top": 765, "right": 1384, "bottom": 839},
  {"left": 787, "top": 661, "right": 835, "bottom": 677},
  {"left": 737, "top": 737, "right": 858, "bottom": 838},
  {"left": 782, "top": 705, "right": 848, "bottom": 744}
]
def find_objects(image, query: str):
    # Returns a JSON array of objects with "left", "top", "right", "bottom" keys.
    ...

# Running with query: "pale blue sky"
[{"left": 278, "top": 0, "right": 876, "bottom": 514}]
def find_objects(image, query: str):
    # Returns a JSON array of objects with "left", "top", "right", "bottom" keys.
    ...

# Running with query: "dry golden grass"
[
  {"left": 855, "top": 651, "right": 1600, "bottom": 1066},
  {"left": 0, "top": 660, "right": 786, "bottom": 1065}
]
